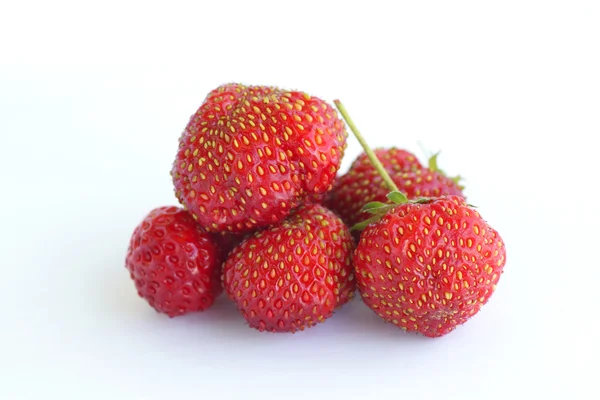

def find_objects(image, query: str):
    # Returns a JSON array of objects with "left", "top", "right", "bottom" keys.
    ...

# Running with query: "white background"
[{"left": 1, "top": 1, "right": 598, "bottom": 398}]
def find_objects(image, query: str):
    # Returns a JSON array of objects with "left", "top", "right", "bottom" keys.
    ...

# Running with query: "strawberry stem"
[{"left": 334, "top": 100, "right": 400, "bottom": 192}]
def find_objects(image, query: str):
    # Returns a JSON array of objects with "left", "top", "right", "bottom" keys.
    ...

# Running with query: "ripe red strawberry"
[
  {"left": 125, "top": 206, "right": 223, "bottom": 317},
  {"left": 172, "top": 83, "right": 347, "bottom": 234},
  {"left": 222, "top": 204, "right": 355, "bottom": 332},
  {"left": 327, "top": 148, "right": 464, "bottom": 228},
  {"left": 333, "top": 100, "right": 506, "bottom": 337},
  {"left": 354, "top": 195, "right": 506, "bottom": 337}
]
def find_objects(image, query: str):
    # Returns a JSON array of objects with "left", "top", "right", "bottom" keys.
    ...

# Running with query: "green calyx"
[
  {"left": 351, "top": 192, "right": 435, "bottom": 231},
  {"left": 351, "top": 191, "right": 408, "bottom": 231}
]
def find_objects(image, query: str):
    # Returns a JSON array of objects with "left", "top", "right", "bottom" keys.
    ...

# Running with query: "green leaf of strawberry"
[
  {"left": 362, "top": 201, "right": 388, "bottom": 212},
  {"left": 386, "top": 191, "right": 408, "bottom": 205}
]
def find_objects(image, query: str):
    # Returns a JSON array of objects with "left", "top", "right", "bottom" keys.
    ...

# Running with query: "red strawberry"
[
  {"left": 327, "top": 148, "right": 464, "bottom": 228},
  {"left": 354, "top": 195, "right": 506, "bottom": 337},
  {"left": 222, "top": 204, "right": 355, "bottom": 332},
  {"left": 125, "top": 206, "right": 223, "bottom": 317},
  {"left": 172, "top": 83, "right": 347, "bottom": 234},
  {"left": 333, "top": 100, "right": 506, "bottom": 337}
]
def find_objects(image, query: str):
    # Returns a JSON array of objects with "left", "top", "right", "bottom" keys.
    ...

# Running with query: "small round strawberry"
[
  {"left": 334, "top": 100, "right": 507, "bottom": 337},
  {"left": 125, "top": 206, "right": 223, "bottom": 317},
  {"left": 172, "top": 83, "right": 347, "bottom": 234},
  {"left": 223, "top": 204, "right": 355, "bottom": 332},
  {"left": 355, "top": 195, "right": 505, "bottom": 337},
  {"left": 327, "top": 149, "right": 464, "bottom": 228}
]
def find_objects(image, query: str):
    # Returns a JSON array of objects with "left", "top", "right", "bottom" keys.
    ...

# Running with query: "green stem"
[{"left": 334, "top": 100, "right": 400, "bottom": 192}]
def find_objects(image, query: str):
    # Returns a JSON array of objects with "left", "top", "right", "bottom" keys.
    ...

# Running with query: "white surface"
[{"left": 1, "top": 1, "right": 599, "bottom": 399}]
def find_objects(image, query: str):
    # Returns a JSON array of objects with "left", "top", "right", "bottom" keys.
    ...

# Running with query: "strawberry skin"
[
  {"left": 327, "top": 148, "right": 463, "bottom": 228},
  {"left": 354, "top": 196, "right": 506, "bottom": 337},
  {"left": 223, "top": 204, "right": 355, "bottom": 332},
  {"left": 172, "top": 83, "right": 347, "bottom": 234},
  {"left": 214, "top": 232, "right": 245, "bottom": 260},
  {"left": 125, "top": 206, "right": 223, "bottom": 317},
  {"left": 350, "top": 147, "right": 423, "bottom": 172}
]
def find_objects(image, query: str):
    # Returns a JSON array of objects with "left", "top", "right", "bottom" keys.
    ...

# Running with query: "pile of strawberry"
[{"left": 125, "top": 83, "right": 506, "bottom": 338}]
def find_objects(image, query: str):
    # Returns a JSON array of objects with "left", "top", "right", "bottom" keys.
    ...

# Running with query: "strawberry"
[
  {"left": 354, "top": 195, "right": 506, "bottom": 337},
  {"left": 172, "top": 83, "right": 347, "bottom": 234},
  {"left": 125, "top": 206, "right": 223, "bottom": 317},
  {"left": 222, "top": 204, "right": 355, "bottom": 332},
  {"left": 327, "top": 148, "right": 464, "bottom": 228},
  {"left": 334, "top": 100, "right": 506, "bottom": 337}
]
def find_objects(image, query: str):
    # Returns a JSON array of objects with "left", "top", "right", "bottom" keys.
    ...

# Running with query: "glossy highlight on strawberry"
[
  {"left": 172, "top": 83, "right": 347, "bottom": 234},
  {"left": 125, "top": 206, "right": 223, "bottom": 317},
  {"left": 223, "top": 204, "right": 355, "bottom": 332}
]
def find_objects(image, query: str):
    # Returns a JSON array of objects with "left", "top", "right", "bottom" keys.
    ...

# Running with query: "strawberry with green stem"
[{"left": 334, "top": 100, "right": 506, "bottom": 337}]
